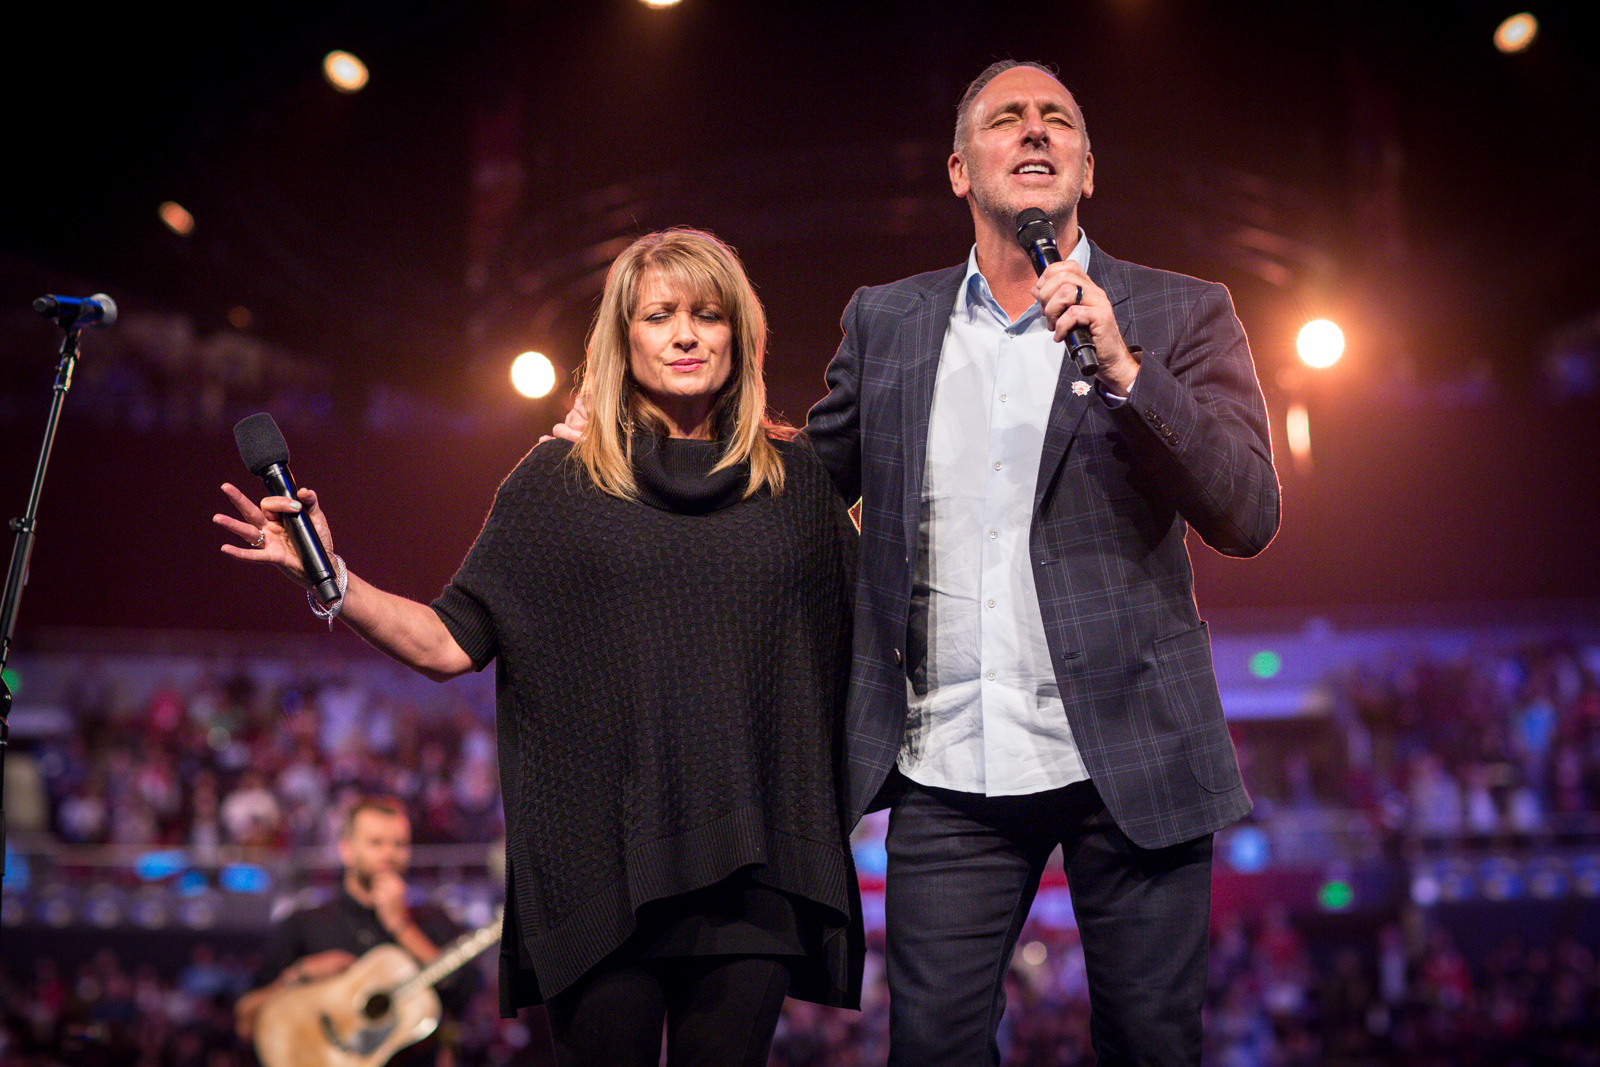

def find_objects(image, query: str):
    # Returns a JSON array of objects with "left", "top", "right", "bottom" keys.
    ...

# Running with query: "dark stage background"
[{"left": 4, "top": 3, "right": 1600, "bottom": 1066}]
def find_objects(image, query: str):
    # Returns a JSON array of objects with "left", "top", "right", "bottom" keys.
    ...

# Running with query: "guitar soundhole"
[{"left": 363, "top": 992, "right": 392, "bottom": 1020}]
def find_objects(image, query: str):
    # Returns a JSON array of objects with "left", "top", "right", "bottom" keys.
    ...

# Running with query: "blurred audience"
[
  {"left": 19, "top": 658, "right": 505, "bottom": 856},
  {"left": 5, "top": 634, "right": 1599, "bottom": 1065},
  {"left": 4, "top": 909, "right": 1597, "bottom": 1066}
]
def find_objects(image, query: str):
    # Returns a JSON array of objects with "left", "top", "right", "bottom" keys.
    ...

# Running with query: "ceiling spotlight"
[
  {"left": 1494, "top": 13, "right": 1538, "bottom": 54},
  {"left": 160, "top": 201, "right": 195, "bottom": 236},
  {"left": 511, "top": 351, "right": 557, "bottom": 398},
  {"left": 1296, "top": 319, "right": 1345, "bottom": 369},
  {"left": 324, "top": 50, "right": 369, "bottom": 93}
]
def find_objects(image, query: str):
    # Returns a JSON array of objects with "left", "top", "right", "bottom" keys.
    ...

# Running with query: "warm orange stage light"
[
  {"left": 324, "top": 51, "right": 370, "bottom": 93},
  {"left": 511, "top": 352, "right": 556, "bottom": 398},
  {"left": 1494, "top": 13, "right": 1538, "bottom": 53},
  {"left": 1297, "top": 320, "right": 1345, "bottom": 369},
  {"left": 159, "top": 201, "right": 195, "bottom": 235}
]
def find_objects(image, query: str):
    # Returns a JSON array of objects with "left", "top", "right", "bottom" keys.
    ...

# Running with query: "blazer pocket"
[{"left": 1151, "top": 622, "right": 1243, "bottom": 794}]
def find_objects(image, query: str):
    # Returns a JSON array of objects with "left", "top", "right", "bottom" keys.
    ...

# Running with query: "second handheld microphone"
[{"left": 233, "top": 413, "right": 342, "bottom": 606}]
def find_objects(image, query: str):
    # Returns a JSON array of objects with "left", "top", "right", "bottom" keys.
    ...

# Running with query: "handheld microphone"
[
  {"left": 33, "top": 294, "right": 118, "bottom": 330},
  {"left": 1013, "top": 209, "right": 1098, "bottom": 377},
  {"left": 233, "top": 413, "right": 342, "bottom": 606}
]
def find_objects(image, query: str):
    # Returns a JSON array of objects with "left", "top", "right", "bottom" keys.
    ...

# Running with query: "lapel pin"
[{"left": 1071, "top": 380, "right": 1091, "bottom": 397}]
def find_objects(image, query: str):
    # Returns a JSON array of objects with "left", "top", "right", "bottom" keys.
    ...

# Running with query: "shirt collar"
[{"left": 960, "top": 227, "right": 1092, "bottom": 328}]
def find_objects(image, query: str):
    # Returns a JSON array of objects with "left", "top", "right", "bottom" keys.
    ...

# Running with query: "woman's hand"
[
  {"left": 214, "top": 482, "right": 472, "bottom": 678},
  {"left": 213, "top": 483, "right": 335, "bottom": 589}
]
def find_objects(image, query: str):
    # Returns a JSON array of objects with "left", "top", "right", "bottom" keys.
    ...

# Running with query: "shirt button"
[
  {"left": 986, "top": 671, "right": 996, "bottom": 681},
  {"left": 999, "top": 393, "right": 1008, "bottom": 402},
  {"left": 987, "top": 598, "right": 996, "bottom": 608},
  {"left": 989, "top": 530, "right": 998, "bottom": 539},
  {"left": 993, "top": 461, "right": 1002, "bottom": 471}
]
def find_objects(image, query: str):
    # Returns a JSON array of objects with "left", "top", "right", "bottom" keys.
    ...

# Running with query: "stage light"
[
  {"left": 220, "top": 863, "right": 271, "bottom": 894},
  {"left": 1317, "top": 879, "right": 1354, "bottom": 911},
  {"left": 1494, "top": 13, "right": 1538, "bottom": 53},
  {"left": 1296, "top": 319, "right": 1344, "bottom": 368},
  {"left": 1227, "top": 826, "right": 1270, "bottom": 873},
  {"left": 1020, "top": 940, "right": 1048, "bottom": 966},
  {"left": 641, "top": 0, "right": 683, "bottom": 7},
  {"left": 1286, "top": 403, "right": 1311, "bottom": 468},
  {"left": 511, "top": 351, "right": 557, "bottom": 398},
  {"left": 324, "top": 50, "right": 369, "bottom": 93},
  {"left": 160, "top": 201, "right": 195, "bottom": 236},
  {"left": 135, "top": 850, "right": 188, "bottom": 881},
  {"left": 228, "top": 306, "right": 252, "bottom": 329},
  {"left": 2, "top": 848, "right": 28, "bottom": 892},
  {"left": 1248, "top": 650, "right": 1283, "bottom": 680}
]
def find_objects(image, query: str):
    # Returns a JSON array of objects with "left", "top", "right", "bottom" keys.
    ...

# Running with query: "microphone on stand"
[
  {"left": 32, "top": 294, "right": 118, "bottom": 330},
  {"left": 1013, "top": 209, "right": 1098, "bottom": 377}
]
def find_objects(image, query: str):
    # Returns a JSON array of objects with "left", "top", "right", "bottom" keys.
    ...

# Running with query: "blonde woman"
[{"left": 216, "top": 228, "right": 861, "bottom": 1066}]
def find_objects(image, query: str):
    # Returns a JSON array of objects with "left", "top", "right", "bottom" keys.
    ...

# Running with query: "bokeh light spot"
[
  {"left": 1494, "top": 13, "right": 1538, "bottom": 53},
  {"left": 159, "top": 201, "right": 195, "bottom": 236},
  {"left": 1297, "top": 319, "right": 1344, "bottom": 368},
  {"left": 1248, "top": 650, "right": 1283, "bottom": 680},
  {"left": 511, "top": 351, "right": 556, "bottom": 398},
  {"left": 324, "top": 50, "right": 370, "bottom": 93}
]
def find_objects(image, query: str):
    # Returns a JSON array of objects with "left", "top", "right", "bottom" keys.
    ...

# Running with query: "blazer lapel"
[
  {"left": 899, "top": 267, "right": 964, "bottom": 553},
  {"left": 1034, "top": 243, "right": 1136, "bottom": 511}
]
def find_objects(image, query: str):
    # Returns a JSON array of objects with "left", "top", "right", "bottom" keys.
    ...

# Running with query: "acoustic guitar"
[{"left": 254, "top": 911, "right": 501, "bottom": 1067}]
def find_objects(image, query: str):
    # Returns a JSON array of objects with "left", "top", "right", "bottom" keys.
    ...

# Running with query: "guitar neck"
[{"left": 393, "top": 911, "right": 502, "bottom": 1000}]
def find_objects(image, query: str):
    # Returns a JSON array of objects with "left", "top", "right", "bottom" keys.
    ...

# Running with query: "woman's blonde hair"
[{"left": 573, "top": 227, "right": 792, "bottom": 499}]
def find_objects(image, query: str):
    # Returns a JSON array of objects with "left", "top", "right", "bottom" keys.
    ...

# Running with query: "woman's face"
[{"left": 627, "top": 269, "right": 734, "bottom": 415}]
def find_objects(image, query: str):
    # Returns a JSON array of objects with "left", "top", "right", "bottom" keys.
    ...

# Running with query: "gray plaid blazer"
[{"left": 804, "top": 242, "right": 1280, "bottom": 849}]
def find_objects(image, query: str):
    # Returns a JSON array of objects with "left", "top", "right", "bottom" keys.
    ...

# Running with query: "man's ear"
[{"left": 949, "top": 152, "right": 970, "bottom": 199}]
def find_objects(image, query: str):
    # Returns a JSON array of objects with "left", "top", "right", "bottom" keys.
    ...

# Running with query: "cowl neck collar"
[{"left": 632, "top": 433, "right": 750, "bottom": 515}]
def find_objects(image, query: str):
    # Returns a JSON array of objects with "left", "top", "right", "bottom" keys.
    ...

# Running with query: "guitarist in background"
[{"left": 235, "top": 796, "right": 479, "bottom": 1065}]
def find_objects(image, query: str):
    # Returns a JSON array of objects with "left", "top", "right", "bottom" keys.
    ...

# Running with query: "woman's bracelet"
[{"left": 307, "top": 554, "right": 349, "bottom": 630}]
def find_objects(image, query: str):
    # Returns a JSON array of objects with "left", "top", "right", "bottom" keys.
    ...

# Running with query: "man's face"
[
  {"left": 338, "top": 809, "right": 412, "bottom": 890},
  {"left": 949, "top": 66, "right": 1094, "bottom": 233}
]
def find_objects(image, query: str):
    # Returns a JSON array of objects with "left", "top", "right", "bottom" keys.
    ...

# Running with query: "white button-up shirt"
[{"left": 898, "top": 235, "right": 1093, "bottom": 795}]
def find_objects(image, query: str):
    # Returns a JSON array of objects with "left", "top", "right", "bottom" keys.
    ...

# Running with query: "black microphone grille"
[
  {"left": 1014, "top": 208, "right": 1056, "bottom": 247},
  {"left": 234, "top": 413, "right": 290, "bottom": 475}
]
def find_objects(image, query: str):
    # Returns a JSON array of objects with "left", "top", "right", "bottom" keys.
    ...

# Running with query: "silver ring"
[{"left": 252, "top": 529, "right": 267, "bottom": 548}]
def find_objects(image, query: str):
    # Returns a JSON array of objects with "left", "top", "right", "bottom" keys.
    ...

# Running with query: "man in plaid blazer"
[{"left": 804, "top": 61, "right": 1279, "bottom": 1065}]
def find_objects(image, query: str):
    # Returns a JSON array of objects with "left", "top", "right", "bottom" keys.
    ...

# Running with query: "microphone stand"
[{"left": 0, "top": 324, "right": 86, "bottom": 883}]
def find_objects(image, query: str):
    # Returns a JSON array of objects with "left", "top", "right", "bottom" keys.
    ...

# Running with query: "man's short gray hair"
[{"left": 953, "top": 60, "right": 1078, "bottom": 154}]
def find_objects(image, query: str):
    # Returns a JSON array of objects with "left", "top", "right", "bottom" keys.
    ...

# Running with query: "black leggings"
[{"left": 545, "top": 955, "right": 791, "bottom": 1067}]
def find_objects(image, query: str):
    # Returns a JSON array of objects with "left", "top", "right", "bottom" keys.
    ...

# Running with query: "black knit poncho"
[{"left": 431, "top": 435, "right": 861, "bottom": 1013}]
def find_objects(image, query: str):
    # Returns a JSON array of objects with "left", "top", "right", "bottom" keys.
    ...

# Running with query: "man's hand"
[
  {"left": 541, "top": 393, "right": 589, "bottom": 444},
  {"left": 234, "top": 949, "right": 355, "bottom": 1039},
  {"left": 1033, "top": 262, "right": 1140, "bottom": 396},
  {"left": 370, "top": 870, "right": 413, "bottom": 936},
  {"left": 290, "top": 949, "right": 357, "bottom": 983}
]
